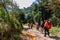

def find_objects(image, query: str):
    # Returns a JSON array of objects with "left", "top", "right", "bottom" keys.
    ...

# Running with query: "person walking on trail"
[
  {"left": 40, "top": 20, "right": 44, "bottom": 33},
  {"left": 30, "top": 22, "right": 33, "bottom": 29},
  {"left": 28, "top": 23, "right": 30, "bottom": 29},
  {"left": 44, "top": 20, "right": 51, "bottom": 37},
  {"left": 36, "top": 22, "right": 39, "bottom": 30}
]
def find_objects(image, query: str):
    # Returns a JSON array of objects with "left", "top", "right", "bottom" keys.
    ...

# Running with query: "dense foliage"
[
  {"left": 0, "top": 0, "right": 23, "bottom": 40},
  {"left": 23, "top": 0, "right": 60, "bottom": 26}
]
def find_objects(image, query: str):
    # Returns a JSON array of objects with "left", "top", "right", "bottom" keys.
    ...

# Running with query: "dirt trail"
[{"left": 22, "top": 25, "right": 60, "bottom": 40}]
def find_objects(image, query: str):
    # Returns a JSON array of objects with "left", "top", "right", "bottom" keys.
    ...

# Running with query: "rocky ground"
[{"left": 22, "top": 25, "right": 60, "bottom": 40}]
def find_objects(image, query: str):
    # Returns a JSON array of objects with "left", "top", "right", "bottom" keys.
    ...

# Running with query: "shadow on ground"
[{"left": 50, "top": 36, "right": 60, "bottom": 40}]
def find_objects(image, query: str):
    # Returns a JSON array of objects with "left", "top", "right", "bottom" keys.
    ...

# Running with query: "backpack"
[
  {"left": 30, "top": 23, "right": 33, "bottom": 27},
  {"left": 47, "top": 21, "right": 51, "bottom": 29},
  {"left": 44, "top": 20, "right": 51, "bottom": 30},
  {"left": 36, "top": 23, "right": 39, "bottom": 28}
]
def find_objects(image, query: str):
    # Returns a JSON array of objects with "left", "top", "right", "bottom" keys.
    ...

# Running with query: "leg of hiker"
[
  {"left": 37, "top": 27, "right": 39, "bottom": 30},
  {"left": 44, "top": 27, "right": 47, "bottom": 37},
  {"left": 40, "top": 20, "right": 44, "bottom": 33},
  {"left": 47, "top": 29, "right": 50, "bottom": 37},
  {"left": 37, "top": 28, "right": 38, "bottom": 30},
  {"left": 31, "top": 26, "right": 32, "bottom": 29},
  {"left": 41, "top": 27, "right": 43, "bottom": 33}
]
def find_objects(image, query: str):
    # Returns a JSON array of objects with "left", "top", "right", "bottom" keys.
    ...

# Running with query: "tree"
[{"left": 0, "top": 0, "right": 23, "bottom": 40}]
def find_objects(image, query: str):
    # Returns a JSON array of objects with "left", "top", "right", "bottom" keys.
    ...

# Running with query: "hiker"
[
  {"left": 40, "top": 20, "right": 44, "bottom": 33},
  {"left": 28, "top": 23, "right": 30, "bottom": 29},
  {"left": 36, "top": 22, "right": 39, "bottom": 30},
  {"left": 30, "top": 22, "right": 33, "bottom": 29},
  {"left": 44, "top": 20, "right": 51, "bottom": 37}
]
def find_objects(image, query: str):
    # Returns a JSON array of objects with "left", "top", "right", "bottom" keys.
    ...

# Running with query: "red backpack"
[
  {"left": 47, "top": 21, "right": 51, "bottom": 30},
  {"left": 44, "top": 20, "right": 51, "bottom": 30}
]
